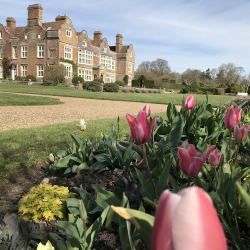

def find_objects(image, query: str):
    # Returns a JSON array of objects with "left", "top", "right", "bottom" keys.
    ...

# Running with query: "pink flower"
[
  {"left": 234, "top": 124, "right": 250, "bottom": 142},
  {"left": 183, "top": 96, "right": 195, "bottom": 109},
  {"left": 178, "top": 141, "right": 215, "bottom": 176},
  {"left": 126, "top": 107, "right": 157, "bottom": 144},
  {"left": 224, "top": 107, "right": 242, "bottom": 130},
  {"left": 143, "top": 105, "right": 151, "bottom": 117},
  {"left": 151, "top": 187, "right": 227, "bottom": 250},
  {"left": 208, "top": 150, "right": 223, "bottom": 166}
]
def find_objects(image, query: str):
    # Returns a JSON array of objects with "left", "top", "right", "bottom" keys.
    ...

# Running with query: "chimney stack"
[
  {"left": 94, "top": 31, "right": 102, "bottom": 43},
  {"left": 6, "top": 17, "right": 16, "bottom": 28},
  {"left": 116, "top": 34, "right": 123, "bottom": 52},
  {"left": 27, "top": 4, "right": 43, "bottom": 26}
]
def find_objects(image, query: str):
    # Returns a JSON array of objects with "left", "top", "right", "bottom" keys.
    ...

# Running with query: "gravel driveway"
[{"left": 0, "top": 93, "right": 181, "bottom": 131}]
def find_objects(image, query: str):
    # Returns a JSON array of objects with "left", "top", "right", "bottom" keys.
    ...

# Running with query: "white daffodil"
[
  {"left": 49, "top": 153, "right": 54, "bottom": 163},
  {"left": 77, "top": 118, "right": 87, "bottom": 131}
]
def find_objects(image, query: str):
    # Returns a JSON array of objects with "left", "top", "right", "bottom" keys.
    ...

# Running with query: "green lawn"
[
  {"left": 0, "top": 92, "right": 63, "bottom": 106},
  {"left": 0, "top": 112, "right": 165, "bottom": 178},
  {"left": 0, "top": 83, "right": 235, "bottom": 107}
]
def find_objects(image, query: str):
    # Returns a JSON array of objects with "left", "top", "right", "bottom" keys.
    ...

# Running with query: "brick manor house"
[{"left": 0, "top": 4, "right": 135, "bottom": 84}]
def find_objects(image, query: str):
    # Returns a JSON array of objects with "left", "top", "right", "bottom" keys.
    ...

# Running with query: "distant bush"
[
  {"left": 15, "top": 76, "right": 25, "bottom": 82},
  {"left": 44, "top": 65, "right": 65, "bottom": 85},
  {"left": 94, "top": 78, "right": 104, "bottom": 84},
  {"left": 135, "top": 88, "right": 141, "bottom": 93},
  {"left": 83, "top": 81, "right": 102, "bottom": 92},
  {"left": 26, "top": 75, "right": 37, "bottom": 82},
  {"left": 141, "top": 89, "right": 148, "bottom": 93},
  {"left": 115, "top": 80, "right": 125, "bottom": 87},
  {"left": 72, "top": 76, "right": 84, "bottom": 85},
  {"left": 123, "top": 75, "right": 129, "bottom": 85},
  {"left": 103, "top": 83, "right": 119, "bottom": 92},
  {"left": 129, "top": 88, "right": 135, "bottom": 93},
  {"left": 181, "top": 88, "right": 189, "bottom": 93},
  {"left": 215, "top": 88, "right": 225, "bottom": 95},
  {"left": 121, "top": 88, "right": 129, "bottom": 93},
  {"left": 148, "top": 89, "right": 154, "bottom": 93}
]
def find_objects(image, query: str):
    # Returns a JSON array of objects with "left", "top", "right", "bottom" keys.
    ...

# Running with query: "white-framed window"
[
  {"left": 21, "top": 65, "right": 27, "bottom": 77},
  {"left": 82, "top": 41, "right": 86, "bottom": 47},
  {"left": 65, "top": 65, "right": 72, "bottom": 77},
  {"left": 64, "top": 47, "right": 72, "bottom": 59},
  {"left": 38, "top": 34, "right": 41, "bottom": 39},
  {"left": 24, "top": 34, "right": 27, "bottom": 39},
  {"left": 0, "top": 46, "right": 2, "bottom": 59},
  {"left": 12, "top": 46, "right": 17, "bottom": 59},
  {"left": 105, "top": 74, "right": 115, "bottom": 83},
  {"left": 130, "top": 52, "right": 132, "bottom": 57},
  {"left": 78, "top": 49, "right": 93, "bottom": 65},
  {"left": 112, "top": 61, "right": 115, "bottom": 70},
  {"left": 0, "top": 31, "right": 2, "bottom": 39},
  {"left": 66, "top": 29, "right": 71, "bottom": 37},
  {"left": 128, "top": 76, "right": 132, "bottom": 85},
  {"left": 78, "top": 69, "right": 92, "bottom": 81},
  {"left": 128, "top": 62, "right": 132, "bottom": 73},
  {"left": 103, "top": 48, "right": 107, "bottom": 53},
  {"left": 37, "top": 65, "right": 44, "bottom": 77},
  {"left": 21, "top": 46, "right": 27, "bottom": 58},
  {"left": 0, "top": 65, "right": 3, "bottom": 78},
  {"left": 37, "top": 45, "right": 44, "bottom": 58},
  {"left": 101, "top": 55, "right": 112, "bottom": 69}
]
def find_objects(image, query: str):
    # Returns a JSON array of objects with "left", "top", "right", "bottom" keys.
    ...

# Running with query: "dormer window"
[
  {"left": 38, "top": 34, "right": 41, "bottom": 39},
  {"left": 103, "top": 48, "right": 107, "bottom": 53},
  {"left": 24, "top": 34, "right": 27, "bottom": 39},
  {"left": 66, "top": 29, "right": 71, "bottom": 37},
  {"left": 82, "top": 41, "right": 86, "bottom": 47}
]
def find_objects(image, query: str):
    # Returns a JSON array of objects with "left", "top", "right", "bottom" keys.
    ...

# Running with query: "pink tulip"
[
  {"left": 234, "top": 124, "right": 250, "bottom": 142},
  {"left": 208, "top": 150, "right": 223, "bottom": 166},
  {"left": 224, "top": 107, "right": 242, "bottom": 130},
  {"left": 143, "top": 105, "right": 151, "bottom": 117},
  {"left": 151, "top": 187, "right": 227, "bottom": 250},
  {"left": 178, "top": 141, "right": 215, "bottom": 176},
  {"left": 126, "top": 108, "right": 157, "bottom": 144},
  {"left": 183, "top": 95, "right": 195, "bottom": 109}
]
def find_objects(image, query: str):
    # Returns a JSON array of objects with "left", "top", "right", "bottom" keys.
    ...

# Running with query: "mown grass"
[
  {"left": 0, "top": 112, "right": 166, "bottom": 178},
  {"left": 0, "top": 83, "right": 235, "bottom": 107},
  {"left": 0, "top": 92, "right": 63, "bottom": 106}
]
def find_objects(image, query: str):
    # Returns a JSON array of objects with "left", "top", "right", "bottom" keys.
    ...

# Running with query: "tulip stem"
[
  {"left": 184, "top": 109, "right": 189, "bottom": 119},
  {"left": 229, "top": 130, "right": 232, "bottom": 160},
  {"left": 82, "top": 220, "right": 87, "bottom": 250},
  {"left": 233, "top": 142, "right": 240, "bottom": 168},
  {"left": 141, "top": 144, "right": 155, "bottom": 188},
  {"left": 187, "top": 176, "right": 192, "bottom": 187}
]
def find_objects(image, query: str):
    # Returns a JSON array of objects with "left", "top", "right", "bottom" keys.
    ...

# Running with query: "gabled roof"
[
  {"left": 42, "top": 20, "right": 65, "bottom": 30},
  {"left": 4, "top": 26, "right": 25, "bottom": 37},
  {"left": 109, "top": 45, "right": 129, "bottom": 53}
]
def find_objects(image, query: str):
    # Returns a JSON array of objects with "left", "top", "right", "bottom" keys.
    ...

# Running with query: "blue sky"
[{"left": 1, "top": 0, "right": 250, "bottom": 74}]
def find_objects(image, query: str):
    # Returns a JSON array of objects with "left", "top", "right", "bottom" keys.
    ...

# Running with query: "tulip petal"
[
  {"left": 178, "top": 148, "right": 191, "bottom": 176},
  {"left": 188, "top": 157, "right": 204, "bottom": 176},
  {"left": 224, "top": 107, "right": 237, "bottom": 130},
  {"left": 143, "top": 105, "right": 151, "bottom": 117},
  {"left": 172, "top": 187, "right": 227, "bottom": 250},
  {"left": 151, "top": 190, "right": 182, "bottom": 250},
  {"left": 126, "top": 113, "right": 136, "bottom": 141},
  {"left": 133, "top": 119, "right": 145, "bottom": 145},
  {"left": 204, "top": 145, "right": 216, "bottom": 160}
]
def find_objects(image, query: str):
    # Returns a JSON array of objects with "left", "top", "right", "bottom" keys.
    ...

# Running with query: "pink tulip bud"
[
  {"left": 183, "top": 95, "right": 195, "bottom": 109},
  {"left": 143, "top": 105, "right": 151, "bottom": 117},
  {"left": 178, "top": 141, "right": 215, "bottom": 176},
  {"left": 126, "top": 107, "right": 157, "bottom": 145},
  {"left": 224, "top": 107, "right": 242, "bottom": 130},
  {"left": 151, "top": 187, "right": 227, "bottom": 250},
  {"left": 234, "top": 124, "right": 250, "bottom": 142},
  {"left": 208, "top": 150, "right": 223, "bottom": 166}
]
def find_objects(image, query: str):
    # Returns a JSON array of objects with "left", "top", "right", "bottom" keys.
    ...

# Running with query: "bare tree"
[
  {"left": 137, "top": 61, "right": 151, "bottom": 71},
  {"left": 181, "top": 68, "right": 202, "bottom": 84},
  {"left": 150, "top": 58, "right": 171, "bottom": 77}
]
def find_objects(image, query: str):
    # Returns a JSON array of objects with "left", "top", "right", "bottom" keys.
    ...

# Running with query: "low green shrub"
[
  {"left": 181, "top": 88, "right": 189, "bottom": 93},
  {"left": 18, "top": 183, "right": 74, "bottom": 221},
  {"left": 141, "top": 89, "right": 148, "bottom": 93},
  {"left": 115, "top": 80, "right": 125, "bottom": 86},
  {"left": 72, "top": 76, "right": 84, "bottom": 84},
  {"left": 215, "top": 88, "right": 225, "bottom": 95},
  {"left": 135, "top": 88, "right": 141, "bottom": 93},
  {"left": 129, "top": 88, "right": 135, "bottom": 93},
  {"left": 83, "top": 81, "right": 102, "bottom": 92},
  {"left": 103, "top": 83, "right": 120, "bottom": 92},
  {"left": 94, "top": 78, "right": 104, "bottom": 84},
  {"left": 25, "top": 75, "right": 37, "bottom": 82}
]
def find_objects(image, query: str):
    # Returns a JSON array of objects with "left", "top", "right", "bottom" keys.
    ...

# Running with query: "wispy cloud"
[{"left": 1, "top": 0, "right": 250, "bottom": 73}]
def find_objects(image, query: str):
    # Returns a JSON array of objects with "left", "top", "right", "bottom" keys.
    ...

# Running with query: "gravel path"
[{"left": 0, "top": 93, "right": 181, "bottom": 131}]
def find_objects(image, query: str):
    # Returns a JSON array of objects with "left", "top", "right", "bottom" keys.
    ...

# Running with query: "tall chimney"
[
  {"left": 94, "top": 31, "right": 102, "bottom": 44},
  {"left": 27, "top": 4, "right": 43, "bottom": 26},
  {"left": 116, "top": 34, "right": 123, "bottom": 52},
  {"left": 6, "top": 17, "right": 16, "bottom": 28}
]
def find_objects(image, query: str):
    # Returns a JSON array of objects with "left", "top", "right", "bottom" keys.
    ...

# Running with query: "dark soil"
[{"left": 0, "top": 162, "right": 249, "bottom": 250}]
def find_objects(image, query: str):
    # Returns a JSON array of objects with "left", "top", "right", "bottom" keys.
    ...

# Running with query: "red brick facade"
[{"left": 0, "top": 4, "right": 135, "bottom": 84}]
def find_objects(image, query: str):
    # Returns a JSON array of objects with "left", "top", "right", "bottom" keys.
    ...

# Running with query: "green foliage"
[
  {"left": 0, "top": 213, "right": 46, "bottom": 250},
  {"left": 18, "top": 183, "right": 74, "bottom": 221},
  {"left": 2, "top": 57, "right": 10, "bottom": 79},
  {"left": 115, "top": 80, "right": 125, "bottom": 86},
  {"left": 82, "top": 81, "right": 102, "bottom": 92},
  {"left": 59, "top": 58, "right": 78, "bottom": 76},
  {"left": 103, "top": 83, "right": 120, "bottom": 92},
  {"left": 215, "top": 88, "right": 226, "bottom": 95},
  {"left": 93, "top": 78, "right": 104, "bottom": 83},
  {"left": 123, "top": 75, "right": 129, "bottom": 85},
  {"left": 26, "top": 75, "right": 37, "bottom": 82},
  {"left": 72, "top": 76, "right": 84, "bottom": 85}
]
